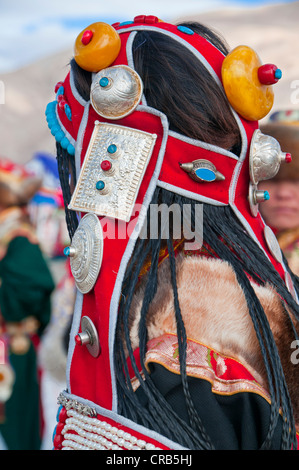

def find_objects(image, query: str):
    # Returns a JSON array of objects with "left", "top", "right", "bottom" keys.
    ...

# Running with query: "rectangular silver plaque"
[{"left": 69, "top": 121, "right": 157, "bottom": 222}]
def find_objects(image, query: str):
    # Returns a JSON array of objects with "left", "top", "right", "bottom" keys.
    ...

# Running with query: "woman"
[
  {"left": 0, "top": 158, "right": 55, "bottom": 450},
  {"left": 48, "top": 17, "right": 299, "bottom": 450},
  {"left": 259, "top": 114, "right": 299, "bottom": 275}
]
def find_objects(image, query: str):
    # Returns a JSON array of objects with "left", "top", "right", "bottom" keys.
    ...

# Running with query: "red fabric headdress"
[{"left": 46, "top": 15, "right": 295, "bottom": 415}]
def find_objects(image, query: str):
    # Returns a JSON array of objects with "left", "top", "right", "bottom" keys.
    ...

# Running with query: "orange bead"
[
  {"left": 74, "top": 22, "right": 121, "bottom": 73},
  {"left": 221, "top": 45, "right": 275, "bottom": 121}
]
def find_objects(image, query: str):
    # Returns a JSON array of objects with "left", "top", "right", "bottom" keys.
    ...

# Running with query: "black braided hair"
[
  {"left": 114, "top": 186, "right": 299, "bottom": 450},
  {"left": 56, "top": 141, "right": 78, "bottom": 239}
]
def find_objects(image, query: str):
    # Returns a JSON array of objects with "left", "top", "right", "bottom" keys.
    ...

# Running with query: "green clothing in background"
[{"left": 0, "top": 236, "right": 55, "bottom": 450}]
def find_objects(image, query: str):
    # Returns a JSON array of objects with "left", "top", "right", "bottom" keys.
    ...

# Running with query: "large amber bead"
[
  {"left": 74, "top": 22, "right": 121, "bottom": 73},
  {"left": 221, "top": 45, "right": 274, "bottom": 121}
]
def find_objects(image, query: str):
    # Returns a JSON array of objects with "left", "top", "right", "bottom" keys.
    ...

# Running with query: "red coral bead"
[
  {"left": 285, "top": 153, "right": 292, "bottom": 163},
  {"left": 81, "top": 30, "right": 93, "bottom": 45},
  {"left": 56, "top": 421, "right": 65, "bottom": 435},
  {"left": 58, "top": 407, "right": 68, "bottom": 423},
  {"left": 134, "top": 15, "right": 146, "bottom": 23},
  {"left": 58, "top": 99, "right": 67, "bottom": 109},
  {"left": 53, "top": 433, "right": 64, "bottom": 450},
  {"left": 75, "top": 334, "right": 82, "bottom": 345},
  {"left": 55, "top": 81, "right": 64, "bottom": 93},
  {"left": 258, "top": 64, "right": 281, "bottom": 85},
  {"left": 101, "top": 160, "right": 112, "bottom": 171},
  {"left": 145, "top": 15, "right": 159, "bottom": 24}
]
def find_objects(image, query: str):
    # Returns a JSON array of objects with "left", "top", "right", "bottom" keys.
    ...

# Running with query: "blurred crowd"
[{"left": 0, "top": 153, "right": 75, "bottom": 450}]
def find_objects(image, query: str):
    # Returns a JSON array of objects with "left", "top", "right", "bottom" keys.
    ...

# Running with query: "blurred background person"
[
  {"left": 0, "top": 158, "right": 55, "bottom": 450},
  {"left": 259, "top": 110, "right": 299, "bottom": 275},
  {"left": 23, "top": 152, "right": 76, "bottom": 450}
]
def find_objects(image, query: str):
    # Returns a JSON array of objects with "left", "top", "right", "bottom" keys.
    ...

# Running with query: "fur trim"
[{"left": 129, "top": 254, "right": 299, "bottom": 422}]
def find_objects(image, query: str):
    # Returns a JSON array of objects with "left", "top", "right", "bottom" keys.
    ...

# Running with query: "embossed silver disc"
[
  {"left": 249, "top": 129, "right": 283, "bottom": 185},
  {"left": 69, "top": 213, "right": 104, "bottom": 293},
  {"left": 264, "top": 225, "right": 283, "bottom": 264},
  {"left": 90, "top": 65, "right": 143, "bottom": 119}
]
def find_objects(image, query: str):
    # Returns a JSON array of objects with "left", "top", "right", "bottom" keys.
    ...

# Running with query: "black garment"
[{"left": 135, "top": 363, "right": 283, "bottom": 450}]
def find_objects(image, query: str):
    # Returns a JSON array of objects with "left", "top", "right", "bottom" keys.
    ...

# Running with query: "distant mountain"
[{"left": 0, "top": 1, "right": 298, "bottom": 164}]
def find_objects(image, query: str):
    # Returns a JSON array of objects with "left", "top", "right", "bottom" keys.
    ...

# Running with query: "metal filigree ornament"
[
  {"left": 248, "top": 129, "right": 290, "bottom": 217},
  {"left": 90, "top": 65, "right": 143, "bottom": 119},
  {"left": 68, "top": 121, "right": 157, "bottom": 222},
  {"left": 66, "top": 213, "right": 104, "bottom": 293}
]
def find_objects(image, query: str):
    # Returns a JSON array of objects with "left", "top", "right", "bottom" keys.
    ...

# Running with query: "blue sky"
[{"left": 0, "top": 0, "right": 296, "bottom": 74}]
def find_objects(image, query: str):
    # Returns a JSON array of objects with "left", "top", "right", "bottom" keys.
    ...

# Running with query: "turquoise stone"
[
  {"left": 177, "top": 25, "right": 194, "bottom": 35},
  {"left": 195, "top": 168, "right": 216, "bottom": 182},
  {"left": 119, "top": 21, "right": 133, "bottom": 26},
  {"left": 99, "top": 77, "right": 109, "bottom": 87},
  {"left": 96, "top": 180, "right": 105, "bottom": 190},
  {"left": 274, "top": 68, "right": 282, "bottom": 80},
  {"left": 264, "top": 191, "right": 270, "bottom": 201},
  {"left": 107, "top": 144, "right": 117, "bottom": 154},
  {"left": 63, "top": 247, "right": 71, "bottom": 257}
]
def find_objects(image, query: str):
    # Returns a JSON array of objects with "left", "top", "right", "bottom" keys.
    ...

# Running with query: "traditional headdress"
[
  {"left": 0, "top": 158, "right": 42, "bottom": 207},
  {"left": 261, "top": 110, "right": 299, "bottom": 180},
  {"left": 47, "top": 16, "right": 299, "bottom": 450}
]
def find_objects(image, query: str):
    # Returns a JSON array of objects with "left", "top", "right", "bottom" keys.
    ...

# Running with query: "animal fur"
[{"left": 129, "top": 254, "right": 299, "bottom": 424}]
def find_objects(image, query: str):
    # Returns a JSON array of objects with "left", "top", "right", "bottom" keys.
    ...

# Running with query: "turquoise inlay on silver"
[
  {"left": 96, "top": 180, "right": 105, "bottom": 191},
  {"left": 63, "top": 247, "right": 71, "bottom": 256},
  {"left": 177, "top": 25, "right": 194, "bottom": 35},
  {"left": 180, "top": 159, "right": 225, "bottom": 184},
  {"left": 99, "top": 77, "right": 110, "bottom": 87},
  {"left": 195, "top": 168, "right": 216, "bottom": 182},
  {"left": 107, "top": 144, "right": 117, "bottom": 154},
  {"left": 264, "top": 191, "right": 270, "bottom": 201}
]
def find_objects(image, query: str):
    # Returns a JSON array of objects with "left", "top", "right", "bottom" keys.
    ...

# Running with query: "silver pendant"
[
  {"left": 264, "top": 225, "right": 283, "bottom": 264},
  {"left": 68, "top": 121, "right": 157, "bottom": 222},
  {"left": 66, "top": 213, "right": 104, "bottom": 293},
  {"left": 90, "top": 65, "right": 143, "bottom": 120}
]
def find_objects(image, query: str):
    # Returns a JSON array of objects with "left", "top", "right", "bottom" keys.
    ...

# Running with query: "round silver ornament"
[
  {"left": 68, "top": 213, "right": 104, "bottom": 293},
  {"left": 249, "top": 129, "right": 289, "bottom": 185},
  {"left": 77, "top": 316, "right": 101, "bottom": 358},
  {"left": 90, "top": 65, "right": 143, "bottom": 119}
]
